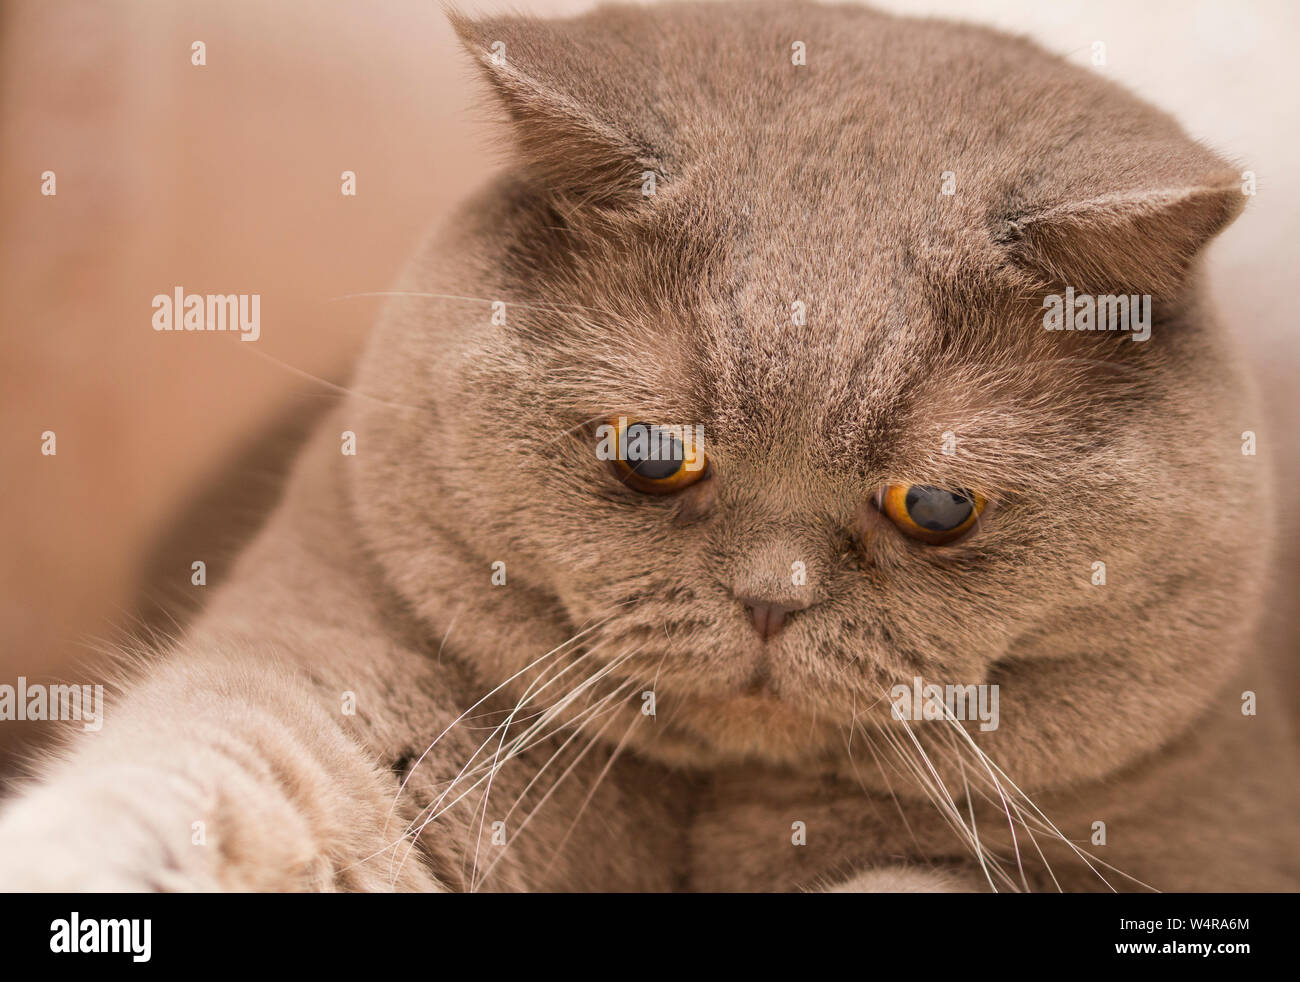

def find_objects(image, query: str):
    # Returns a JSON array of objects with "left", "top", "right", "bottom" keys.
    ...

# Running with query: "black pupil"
[
  {"left": 904, "top": 486, "right": 974, "bottom": 531},
  {"left": 625, "top": 424, "right": 684, "bottom": 480}
]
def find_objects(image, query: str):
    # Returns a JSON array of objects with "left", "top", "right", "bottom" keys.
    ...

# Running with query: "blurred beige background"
[{"left": 2, "top": 0, "right": 1297, "bottom": 757}]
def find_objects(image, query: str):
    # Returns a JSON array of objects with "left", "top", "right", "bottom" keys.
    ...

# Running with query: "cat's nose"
[{"left": 740, "top": 598, "right": 804, "bottom": 641}]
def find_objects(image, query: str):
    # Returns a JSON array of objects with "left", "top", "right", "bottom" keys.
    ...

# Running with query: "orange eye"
[
  {"left": 604, "top": 418, "right": 708, "bottom": 495},
  {"left": 878, "top": 484, "right": 985, "bottom": 544}
]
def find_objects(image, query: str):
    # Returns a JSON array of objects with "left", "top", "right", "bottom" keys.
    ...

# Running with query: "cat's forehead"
[
  {"left": 596, "top": 186, "right": 1002, "bottom": 469},
  {"left": 559, "top": 182, "right": 1011, "bottom": 472},
  {"left": 573, "top": 239, "right": 951, "bottom": 475},
  {"left": 689, "top": 244, "right": 923, "bottom": 435}
]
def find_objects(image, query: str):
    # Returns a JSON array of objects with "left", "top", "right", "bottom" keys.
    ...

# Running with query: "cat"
[{"left": 2, "top": 0, "right": 1297, "bottom": 892}]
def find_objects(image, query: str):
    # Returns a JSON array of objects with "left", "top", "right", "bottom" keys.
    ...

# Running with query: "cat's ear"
[
  {"left": 998, "top": 145, "right": 1246, "bottom": 297},
  {"left": 448, "top": 8, "right": 667, "bottom": 209}
]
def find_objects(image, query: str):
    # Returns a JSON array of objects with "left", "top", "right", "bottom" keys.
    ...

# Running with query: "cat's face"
[{"left": 353, "top": 2, "right": 1265, "bottom": 790}]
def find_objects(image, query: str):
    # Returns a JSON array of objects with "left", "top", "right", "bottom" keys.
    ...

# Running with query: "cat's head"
[{"left": 351, "top": 1, "right": 1265, "bottom": 791}]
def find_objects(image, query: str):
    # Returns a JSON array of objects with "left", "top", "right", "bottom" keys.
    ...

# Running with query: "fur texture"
[{"left": 1, "top": 0, "right": 1296, "bottom": 892}]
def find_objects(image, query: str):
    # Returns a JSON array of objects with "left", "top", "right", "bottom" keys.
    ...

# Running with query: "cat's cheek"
[{"left": 670, "top": 472, "right": 717, "bottom": 525}]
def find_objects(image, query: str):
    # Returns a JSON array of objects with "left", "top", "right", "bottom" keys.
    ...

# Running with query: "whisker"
[
  {"left": 473, "top": 677, "right": 642, "bottom": 891},
  {"left": 851, "top": 724, "right": 925, "bottom": 854},
  {"left": 868, "top": 703, "right": 1018, "bottom": 891},
  {"left": 538, "top": 700, "right": 645, "bottom": 884},
  {"left": 387, "top": 614, "right": 614, "bottom": 827},
  {"left": 237, "top": 344, "right": 428, "bottom": 413},
  {"left": 462, "top": 654, "right": 639, "bottom": 890},
  {"left": 928, "top": 706, "right": 1157, "bottom": 892},
  {"left": 934, "top": 713, "right": 1030, "bottom": 892},
  {"left": 392, "top": 647, "right": 639, "bottom": 884}
]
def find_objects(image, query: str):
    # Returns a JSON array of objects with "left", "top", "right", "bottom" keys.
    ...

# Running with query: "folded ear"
[
  {"left": 448, "top": 8, "right": 669, "bottom": 209},
  {"left": 997, "top": 142, "right": 1246, "bottom": 298}
]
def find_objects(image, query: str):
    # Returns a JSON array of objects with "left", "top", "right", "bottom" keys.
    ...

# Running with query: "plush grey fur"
[{"left": 1, "top": 1, "right": 1295, "bottom": 892}]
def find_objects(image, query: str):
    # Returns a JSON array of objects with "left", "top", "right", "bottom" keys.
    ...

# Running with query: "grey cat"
[{"left": 1, "top": 1, "right": 1296, "bottom": 892}]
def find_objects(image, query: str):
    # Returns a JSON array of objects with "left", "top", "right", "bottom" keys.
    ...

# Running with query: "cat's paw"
[
  {"left": 0, "top": 777, "right": 220, "bottom": 892},
  {"left": 829, "top": 866, "right": 984, "bottom": 893},
  {"left": 0, "top": 764, "right": 442, "bottom": 892}
]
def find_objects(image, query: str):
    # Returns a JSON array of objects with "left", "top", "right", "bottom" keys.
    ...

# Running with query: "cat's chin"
[{"left": 630, "top": 689, "right": 846, "bottom": 769}]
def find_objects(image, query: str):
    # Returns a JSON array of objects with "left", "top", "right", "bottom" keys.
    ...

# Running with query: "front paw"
[{"left": 0, "top": 774, "right": 219, "bottom": 892}]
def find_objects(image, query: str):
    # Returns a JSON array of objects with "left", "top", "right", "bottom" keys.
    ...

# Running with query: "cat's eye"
[
  {"left": 877, "top": 484, "right": 986, "bottom": 545},
  {"left": 605, "top": 418, "right": 708, "bottom": 495}
]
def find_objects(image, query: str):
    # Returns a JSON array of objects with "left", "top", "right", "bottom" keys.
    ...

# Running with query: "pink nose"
[{"left": 744, "top": 602, "right": 796, "bottom": 640}]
